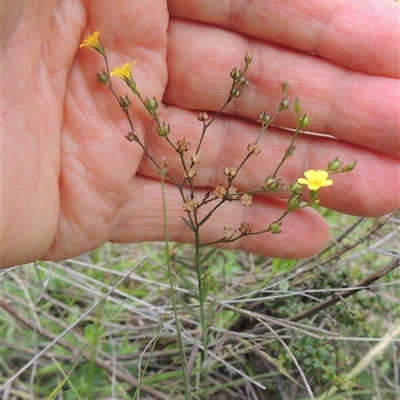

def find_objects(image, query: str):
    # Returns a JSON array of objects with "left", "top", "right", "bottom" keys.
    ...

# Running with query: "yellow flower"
[
  {"left": 297, "top": 170, "right": 333, "bottom": 191},
  {"left": 110, "top": 61, "right": 137, "bottom": 81},
  {"left": 79, "top": 30, "right": 103, "bottom": 52}
]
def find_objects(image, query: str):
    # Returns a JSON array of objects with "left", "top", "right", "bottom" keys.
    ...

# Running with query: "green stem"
[
  {"left": 194, "top": 227, "right": 210, "bottom": 397},
  {"left": 161, "top": 175, "right": 191, "bottom": 400}
]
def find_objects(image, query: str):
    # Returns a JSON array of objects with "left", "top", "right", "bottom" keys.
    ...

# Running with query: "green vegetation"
[{"left": 1, "top": 211, "right": 399, "bottom": 399}]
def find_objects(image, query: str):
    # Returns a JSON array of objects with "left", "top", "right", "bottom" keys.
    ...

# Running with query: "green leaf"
[
  {"left": 204, "top": 301, "right": 216, "bottom": 328},
  {"left": 313, "top": 360, "right": 324, "bottom": 370},
  {"left": 176, "top": 296, "right": 199, "bottom": 320},
  {"left": 305, "top": 345, "right": 314, "bottom": 355},
  {"left": 214, "top": 310, "right": 237, "bottom": 329},
  {"left": 279, "top": 280, "right": 290, "bottom": 292},
  {"left": 174, "top": 268, "right": 196, "bottom": 291},
  {"left": 47, "top": 379, "right": 67, "bottom": 399},
  {"left": 198, "top": 210, "right": 215, "bottom": 227},
  {"left": 200, "top": 273, "right": 212, "bottom": 300},
  {"left": 272, "top": 258, "right": 299, "bottom": 273},
  {"left": 200, "top": 248, "right": 218, "bottom": 266},
  {"left": 304, "top": 358, "right": 313, "bottom": 366},
  {"left": 172, "top": 256, "right": 193, "bottom": 270},
  {"left": 181, "top": 216, "right": 195, "bottom": 231}
]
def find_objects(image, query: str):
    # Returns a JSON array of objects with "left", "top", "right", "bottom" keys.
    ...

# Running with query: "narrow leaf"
[
  {"left": 181, "top": 216, "right": 195, "bottom": 231},
  {"left": 200, "top": 247, "right": 218, "bottom": 265},
  {"left": 172, "top": 256, "right": 193, "bottom": 270},
  {"left": 204, "top": 300, "right": 216, "bottom": 328},
  {"left": 176, "top": 296, "right": 199, "bottom": 320}
]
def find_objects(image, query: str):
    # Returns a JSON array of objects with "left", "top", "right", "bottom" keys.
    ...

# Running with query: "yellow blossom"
[
  {"left": 79, "top": 30, "right": 103, "bottom": 52},
  {"left": 297, "top": 170, "right": 333, "bottom": 191},
  {"left": 110, "top": 61, "right": 137, "bottom": 81}
]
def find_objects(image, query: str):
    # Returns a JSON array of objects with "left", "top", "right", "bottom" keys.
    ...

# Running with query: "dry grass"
[{"left": 1, "top": 211, "right": 399, "bottom": 399}]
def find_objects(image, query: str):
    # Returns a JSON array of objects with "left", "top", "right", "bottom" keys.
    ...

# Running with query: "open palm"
[{"left": 2, "top": 0, "right": 399, "bottom": 268}]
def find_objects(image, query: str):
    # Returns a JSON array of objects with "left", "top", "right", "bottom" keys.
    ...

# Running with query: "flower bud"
[
  {"left": 97, "top": 70, "right": 109, "bottom": 83},
  {"left": 269, "top": 221, "right": 282, "bottom": 234},
  {"left": 197, "top": 111, "right": 209, "bottom": 121},
  {"left": 287, "top": 194, "right": 301, "bottom": 210},
  {"left": 282, "top": 79, "right": 289, "bottom": 93},
  {"left": 285, "top": 145, "right": 296, "bottom": 157},
  {"left": 245, "top": 51, "right": 252, "bottom": 66},
  {"left": 327, "top": 157, "right": 343, "bottom": 172},
  {"left": 294, "top": 97, "right": 301, "bottom": 116},
  {"left": 144, "top": 97, "right": 158, "bottom": 113},
  {"left": 289, "top": 182, "right": 303, "bottom": 194},
  {"left": 259, "top": 111, "right": 270, "bottom": 126},
  {"left": 247, "top": 143, "right": 261, "bottom": 155},
  {"left": 279, "top": 98, "right": 290, "bottom": 111},
  {"left": 264, "top": 177, "right": 280, "bottom": 190},
  {"left": 239, "top": 77, "right": 250, "bottom": 87},
  {"left": 157, "top": 122, "right": 170, "bottom": 137},
  {"left": 223, "top": 167, "right": 237, "bottom": 177},
  {"left": 159, "top": 161, "right": 168, "bottom": 175},
  {"left": 124, "top": 130, "right": 137, "bottom": 142},
  {"left": 231, "top": 88, "right": 243, "bottom": 98},
  {"left": 299, "top": 113, "right": 312, "bottom": 128},
  {"left": 119, "top": 95, "right": 131, "bottom": 108},
  {"left": 342, "top": 160, "right": 357, "bottom": 172},
  {"left": 191, "top": 154, "right": 202, "bottom": 164},
  {"left": 230, "top": 67, "right": 242, "bottom": 81}
]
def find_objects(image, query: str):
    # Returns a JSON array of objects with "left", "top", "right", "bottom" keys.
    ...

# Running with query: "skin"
[{"left": 1, "top": 0, "right": 399, "bottom": 268}]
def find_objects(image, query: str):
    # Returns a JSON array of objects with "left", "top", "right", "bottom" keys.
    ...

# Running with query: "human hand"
[{"left": 2, "top": 0, "right": 399, "bottom": 268}]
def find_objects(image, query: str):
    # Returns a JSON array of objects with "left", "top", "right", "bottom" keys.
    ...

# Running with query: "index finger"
[{"left": 168, "top": 0, "right": 399, "bottom": 78}]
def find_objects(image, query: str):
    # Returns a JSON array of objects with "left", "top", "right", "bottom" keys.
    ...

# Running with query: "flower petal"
[
  {"left": 297, "top": 178, "right": 309, "bottom": 185},
  {"left": 303, "top": 170, "right": 316, "bottom": 181},
  {"left": 79, "top": 30, "right": 101, "bottom": 49},
  {"left": 319, "top": 179, "right": 333, "bottom": 187},
  {"left": 297, "top": 169, "right": 333, "bottom": 191},
  {"left": 110, "top": 61, "right": 137, "bottom": 80},
  {"left": 314, "top": 170, "right": 329, "bottom": 182}
]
